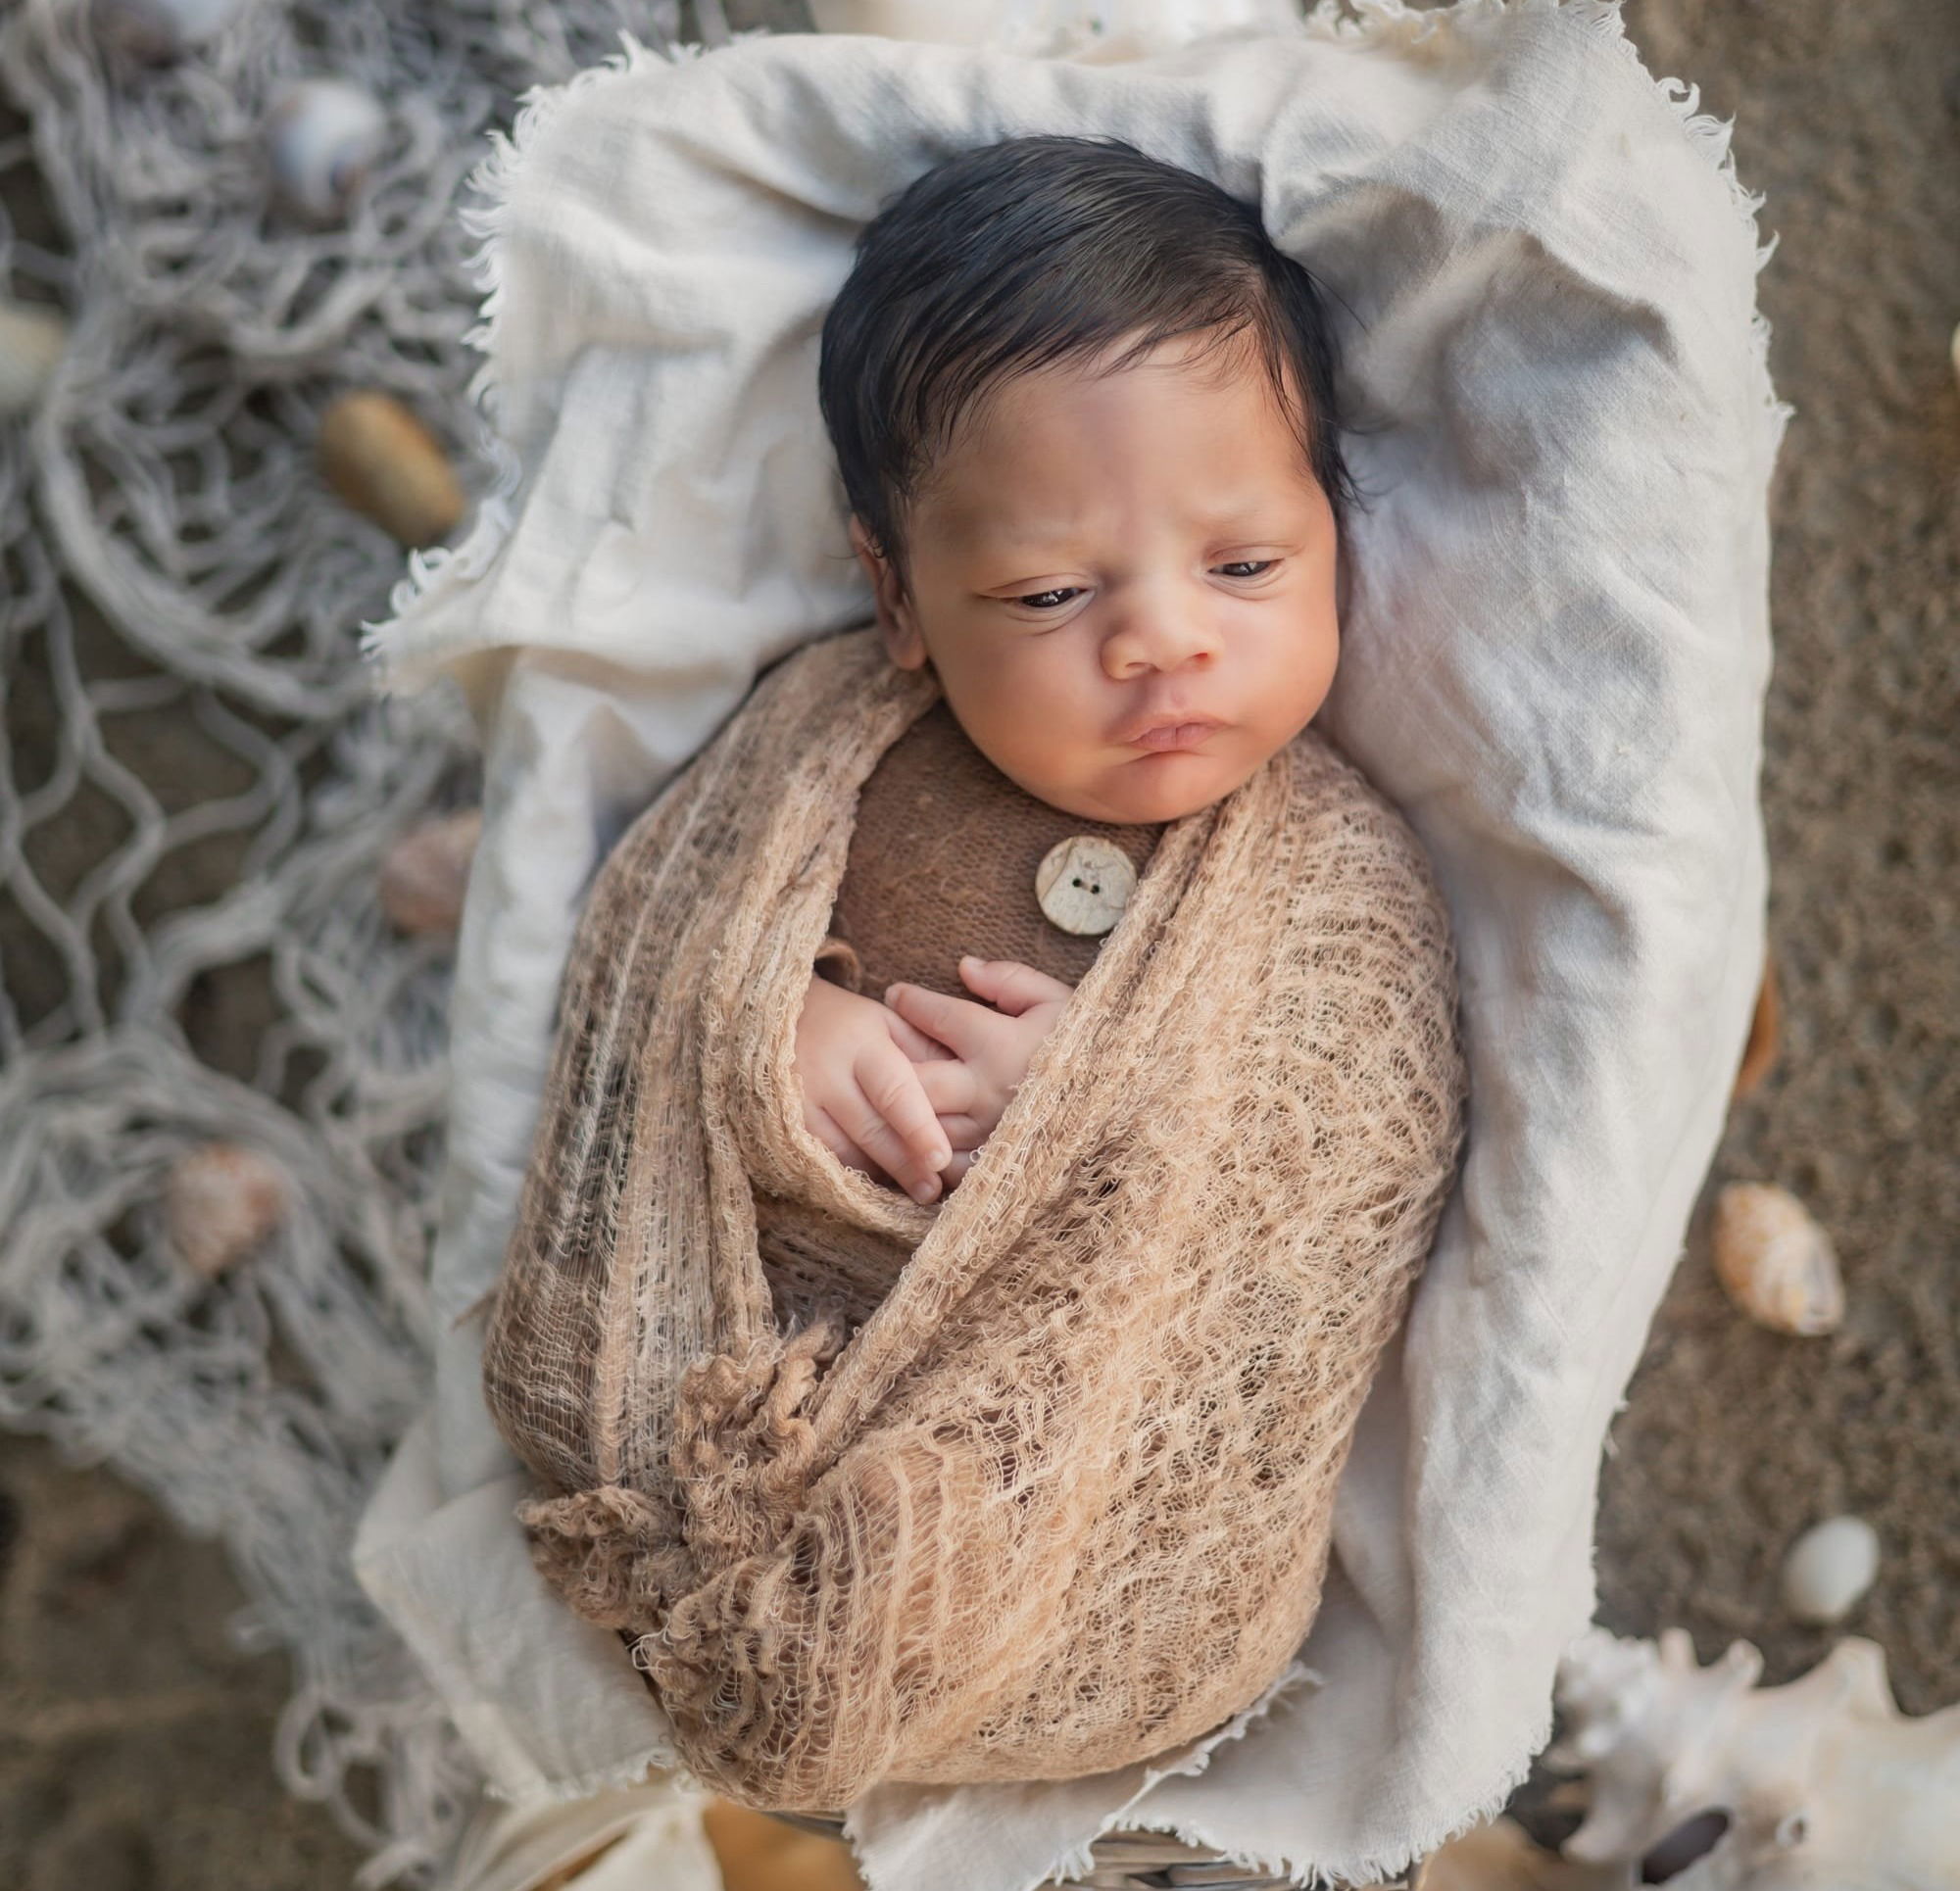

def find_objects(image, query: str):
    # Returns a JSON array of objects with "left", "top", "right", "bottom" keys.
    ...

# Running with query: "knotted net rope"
[{"left": 0, "top": 1, "right": 697, "bottom": 1882}]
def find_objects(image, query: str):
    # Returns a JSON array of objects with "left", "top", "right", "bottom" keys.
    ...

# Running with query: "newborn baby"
[
  {"left": 487, "top": 130, "right": 1465, "bottom": 1813},
  {"left": 798, "top": 130, "right": 1359, "bottom": 1207}
]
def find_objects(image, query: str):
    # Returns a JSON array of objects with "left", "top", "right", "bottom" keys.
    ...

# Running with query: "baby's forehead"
[
  {"left": 907, "top": 371, "right": 1328, "bottom": 551},
  {"left": 910, "top": 483, "right": 1327, "bottom": 568}
]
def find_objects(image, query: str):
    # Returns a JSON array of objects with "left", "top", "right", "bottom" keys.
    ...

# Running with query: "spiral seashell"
[
  {"left": 164, "top": 1141, "right": 290, "bottom": 1280},
  {"left": 1710, "top": 1180, "right": 1844, "bottom": 1335},
  {"left": 1782, "top": 1515, "right": 1880, "bottom": 1625},
  {"left": 267, "top": 79, "right": 389, "bottom": 225},
  {"left": 0, "top": 298, "right": 69, "bottom": 416},
  {"left": 92, "top": 0, "right": 245, "bottom": 64},
  {"left": 377, "top": 808, "right": 482, "bottom": 936},
  {"left": 318, "top": 390, "right": 466, "bottom": 549}
]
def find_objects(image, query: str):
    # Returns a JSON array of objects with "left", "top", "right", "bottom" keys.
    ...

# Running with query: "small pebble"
[
  {"left": 1782, "top": 1514, "right": 1880, "bottom": 1624},
  {"left": 164, "top": 1142, "right": 290, "bottom": 1280},
  {"left": 0, "top": 298, "right": 69, "bottom": 416},
  {"left": 93, "top": 0, "right": 243, "bottom": 64},
  {"left": 378, "top": 808, "right": 482, "bottom": 936}
]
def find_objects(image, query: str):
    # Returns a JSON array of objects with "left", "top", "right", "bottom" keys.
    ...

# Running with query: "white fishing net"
[{"left": 0, "top": 2, "right": 698, "bottom": 1883}]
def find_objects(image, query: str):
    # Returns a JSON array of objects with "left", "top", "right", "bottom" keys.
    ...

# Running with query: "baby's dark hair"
[{"left": 817, "top": 133, "right": 1365, "bottom": 596}]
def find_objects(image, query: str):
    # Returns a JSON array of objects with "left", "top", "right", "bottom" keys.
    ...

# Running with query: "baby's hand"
[
  {"left": 794, "top": 972, "right": 959, "bottom": 1203},
  {"left": 884, "top": 957, "right": 1075, "bottom": 1183}
]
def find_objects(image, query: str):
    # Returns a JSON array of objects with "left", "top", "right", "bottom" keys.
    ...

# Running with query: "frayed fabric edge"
[
  {"left": 357, "top": 13, "right": 1789, "bottom": 1875},
  {"left": 477, "top": 1743, "right": 708, "bottom": 1812},
  {"left": 355, "top": 24, "right": 782, "bottom": 698},
  {"left": 358, "top": 0, "right": 1791, "bottom": 705},
  {"left": 1031, "top": 1615, "right": 1591, "bottom": 1891}
]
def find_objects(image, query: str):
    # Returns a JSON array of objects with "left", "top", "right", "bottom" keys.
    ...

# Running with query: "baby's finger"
[
  {"left": 806, "top": 1104, "right": 876, "bottom": 1179},
  {"left": 957, "top": 956, "right": 1075, "bottom": 1017},
  {"left": 884, "top": 981, "right": 998, "bottom": 1059},
  {"left": 849, "top": 1045, "right": 952, "bottom": 1202},
  {"left": 912, "top": 1056, "right": 979, "bottom": 1118},
  {"left": 881, "top": 1004, "right": 954, "bottom": 1064},
  {"left": 932, "top": 1114, "right": 990, "bottom": 1154}
]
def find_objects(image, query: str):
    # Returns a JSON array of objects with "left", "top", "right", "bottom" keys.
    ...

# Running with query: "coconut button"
[{"left": 1035, "top": 836, "right": 1136, "bottom": 937}]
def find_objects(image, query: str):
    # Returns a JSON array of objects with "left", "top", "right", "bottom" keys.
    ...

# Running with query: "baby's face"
[{"left": 852, "top": 326, "right": 1341, "bottom": 825}]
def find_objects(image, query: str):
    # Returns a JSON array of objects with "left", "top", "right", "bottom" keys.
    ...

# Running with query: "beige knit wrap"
[{"left": 482, "top": 627, "right": 1468, "bottom": 1814}]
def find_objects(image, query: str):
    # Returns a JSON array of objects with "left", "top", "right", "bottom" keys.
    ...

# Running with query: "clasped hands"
[{"left": 794, "top": 955, "right": 1073, "bottom": 1202}]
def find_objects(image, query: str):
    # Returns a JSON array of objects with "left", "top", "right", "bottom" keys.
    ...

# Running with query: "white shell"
[
  {"left": 165, "top": 1142, "right": 290, "bottom": 1280},
  {"left": 1709, "top": 1180, "right": 1844, "bottom": 1335},
  {"left": 0, "top": 299, "right": 69, "bottom": 416},
  {"left": 379, "top": 809, "right": 483, "bottom": 937},
  {"left": 1410, "top": 1628, "right": 1960, "bottom": 1888},
  {"left": 1035, "top": 835, "right": 1136, "bottom": 937},
  {"left": 1782, "top": 1515, "right": 1881, "bottom": 1625},
  {"left": 267, "top": 80, "right": 389, "bottom": 225},
  {"left": 93, "top": 0, "right": 245, "bottom": 62}
]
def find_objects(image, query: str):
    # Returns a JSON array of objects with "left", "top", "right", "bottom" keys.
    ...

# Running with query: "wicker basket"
[{"left": 764, "top": 1807, "right": 1411, "bottom": 1889}]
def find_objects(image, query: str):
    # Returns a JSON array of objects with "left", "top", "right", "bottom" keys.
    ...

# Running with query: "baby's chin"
[{"left": 1034, "top": 752, "right": 1260, "bottom": 826}]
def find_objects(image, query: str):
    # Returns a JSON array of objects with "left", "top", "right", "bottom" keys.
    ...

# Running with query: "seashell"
[
  {"left": 1709, "top": 1180, "right": 1843, "bottom": 1335},
  {"left": 267, "top": 79, "right": 389, "bottom": 225},
  {"left": 317, "top": 391, "right": 465, "bottom": 549},
  {"left": 92, "top": 0, "right": 245, "bottom": 63},
  {"left": 0, "top": 298, "right": 69, "bottom": 416},
  {"left": 1782, "top": 1515, "right": 1880, "bottom": 1625},
  {"left": 378, "top": 808, "right": 483, "bottom": 936},
  {"left": 1550, "top": 1627, "right": 1960, "bottom": 1887},
  {"left": 1729, "top": 948, "right": 1779, "bottom": 1100},
  {"left": 165, "top": 1141, "right": 290, "bottom": 1280}
]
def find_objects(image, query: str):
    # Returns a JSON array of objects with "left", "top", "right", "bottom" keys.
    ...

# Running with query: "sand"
[{"left": 3, "top": 0, "right": 1955, "bottom": 1884}]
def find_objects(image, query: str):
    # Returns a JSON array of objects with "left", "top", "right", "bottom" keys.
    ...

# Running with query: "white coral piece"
[{"left": 1413, "top": 1629, "right": 1960, "bottom": 1889}]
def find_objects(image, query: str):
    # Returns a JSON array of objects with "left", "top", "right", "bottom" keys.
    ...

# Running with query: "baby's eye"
[
  {"left": 1215, "top": 559, "right": 1277, "bottom": 579},
  {"left": 1015, "top": 587, "right": 1082, "bottom": 610}
]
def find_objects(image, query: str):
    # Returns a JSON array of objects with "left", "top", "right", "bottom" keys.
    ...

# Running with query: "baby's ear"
[{"left": 849, "top": 515, "right": 928, "bottom": 670}]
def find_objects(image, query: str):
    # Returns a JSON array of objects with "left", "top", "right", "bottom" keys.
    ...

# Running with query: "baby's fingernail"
[{"left": 911, "top": 1180, "right": 938, "bottom": 1203}]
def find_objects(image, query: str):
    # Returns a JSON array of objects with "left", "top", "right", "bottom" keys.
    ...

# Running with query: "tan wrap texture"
[{"left": 481, "top": 627, "right": 1468, "bottom": 1813}]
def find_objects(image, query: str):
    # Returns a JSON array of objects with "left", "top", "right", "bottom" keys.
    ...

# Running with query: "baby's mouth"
[{"left": 1124, "top": 718, "right": 1221, "bottom": 753}]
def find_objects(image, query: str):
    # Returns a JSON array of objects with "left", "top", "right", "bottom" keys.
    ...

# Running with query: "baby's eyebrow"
[{"left": 968, "top": 497, "right": 1292, "bottom": 556}]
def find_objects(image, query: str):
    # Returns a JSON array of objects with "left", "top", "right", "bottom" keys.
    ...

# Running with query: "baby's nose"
[{"left": 1101, "top": 606, "right": 1221, "bottom": 677}]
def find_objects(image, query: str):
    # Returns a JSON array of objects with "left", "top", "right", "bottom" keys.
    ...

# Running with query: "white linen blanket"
[{"left": 350, "top": 3, "right": 1791, "bottom": 1885}]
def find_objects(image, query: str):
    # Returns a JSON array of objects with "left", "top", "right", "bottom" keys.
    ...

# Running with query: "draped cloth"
[
  {"left": 480, "top": 629, "right": 1467, "bottom": 1813},
  {"left": 346, "top": 7, "right": 1788, "bottom": 1884}
]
